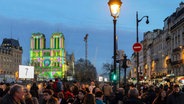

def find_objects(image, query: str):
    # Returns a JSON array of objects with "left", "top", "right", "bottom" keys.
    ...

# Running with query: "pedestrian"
[
  {"left": 2, "top": 83, "right": 10, "bottom": 97},
  {"left": 41, "top": 89, "right": 58, "bottom": 104},
  {"left": 89, "top": 81, "right": 96, "bottom": 94},
  {"left": 95, "top": 91, "right": 105, "bottom": 104},
  {"left": 46, "top": 80, "right": 54, "bottom": 90},
  {"left": 125, "top": 88, "right": 144, "bottom": 104},
  {"left": 0, "top": 84, "right": 25, "bottom": 104},
  {"left": 115, "top": 88, "right": 126, "bottom": 104},
  {"left": 24, "top": 88, "right": 34, "bottom": 104},
  {"left": 73, "top": 90, "right": 86, "bottom": 104},
  {"left": 63, "top": 83, "right": 74, "bottom": 101},
  {"left": 0, "top": 83, "right": 4, "bottom": 98},
  {"left": 52, "top": 78, "right": 62, "bottom": 97},
  {"left": 142, "top": 85, "right": 156, "bottom": 104},
  {"left": 83, "top": 93, "right": 96, "bottom": 104},
  {"left": 30, "top": 90, "right": 39, "bottom": 104},
  {"left": 102, "top": 82, "right": 113, "bottom": 104},
  {"left": 72, "top": 81, "right": 79, "bottom": 97},
  {"left": 166, "top": 84, "right": 184, "bottom": 104},
  {"left": 57, "top": 92, "right": 66, "bottom": 104},
  {"left": 152, "top": 89, "right": 167, "bottom": 104},
  {"left": 30, "top": 82, "right": 39, "bottom": 98}
]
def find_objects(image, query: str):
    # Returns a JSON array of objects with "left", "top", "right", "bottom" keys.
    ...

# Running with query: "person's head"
[
  {"left": 118, "top": 88, "right": 125, "bottom": 95},
  {"left": 66, "top": 97, "right": 74, "bottom": 104},
  {"left": 85, "top": 88, "right": 90, "bottom": 93},
  {"left": 23, "top": 88, "right": 33, "bottom": 103},
  {"left": 30, "top": 90, "right": 37, "bottom": 97},
  {"left": 95, "top": 91, "right": 103, "bottom": 99},
  {"left": 160, "top": 90, "right": 166, "bottom": 98},
  {"left": 43, "top": 89, "right": 53, "bottom": 100},
  {"left": 73, "top": 80, "right": 77, "bottom": 86},
  {"left": 81, "top": 84, "right": 86, "bottom": 89},
  {"left": 173, "top": 84, "right": 180, "bottom": 93},
  {"left": 32, "top": 82, "right": 37, "bottom": 87},
  {"left": 94, "top": 87, "right": 101, "bottom": 94},
  {"left": 58, "top": 92, "right": 64, "bottom": 99},
  {"left": 128, "top": 88, "right": 139, "bottom": 98},
  {"left": 149, "top": 85, "right": 155, "bottom": 91},
  {"left": 55, "top": 78, "right": 58, "bottom": 82},
  {"left": 23, "top": 88, "right": 29, "bottom": 96},
  {"left": 83, "top": 93, "right": 95, "bottom": 104},
  {"left": 9, "top": 84, "right": 25, "bottom": 101},
  {"left": 90, "top": 81, "right": 95, "bottom": 86},
  {"left": 78, "top": 90, "right": 86, "bottom": 100}
]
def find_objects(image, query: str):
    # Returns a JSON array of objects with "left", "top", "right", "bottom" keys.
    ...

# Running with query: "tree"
[
  {"left": 102, "top": 62, "right": 114, "bottom": 81},
  {"left": 66, "top": 52, "right": 75, "bottom": 76},
  {"left": 102, "top": 62, "right": 113, "bottom": 74},
  {"left": 24, "top": 58, "right": 30, "bottom": 66},
  {"left": 74, "top": 58, "right": 97, "bottom": 82}
]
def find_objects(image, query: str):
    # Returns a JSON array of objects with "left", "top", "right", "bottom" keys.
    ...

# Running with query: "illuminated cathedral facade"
[{"left": 30, "top": 32, "right": 67, "bottom": 79}]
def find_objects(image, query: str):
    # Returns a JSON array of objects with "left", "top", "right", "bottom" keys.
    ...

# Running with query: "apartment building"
[
  {"left": 0, "top": 38, "right": 22, "bottom": 82},
  {"left": 130, "top": 2, "right": 184, "bottom": 83}
]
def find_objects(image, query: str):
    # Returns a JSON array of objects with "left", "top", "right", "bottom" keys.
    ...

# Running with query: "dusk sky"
[{"left": 0, "top": 0, "right": 182, "bottom": 74}]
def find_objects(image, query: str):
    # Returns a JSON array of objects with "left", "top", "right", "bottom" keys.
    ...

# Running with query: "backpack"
[
  {"left": 53, "top": 81, "right": 62, "bottom": 92},
  {"left": 56, "top": 81, "right": 62, "bottom": 92},
  {"left": 72, "top": 85, "right": 79, "bottom": 96}
]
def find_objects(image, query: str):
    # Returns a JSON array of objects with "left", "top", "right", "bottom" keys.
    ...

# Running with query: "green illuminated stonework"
[{"left": 30, "top": 32, "right": 66, "bottom": 79}]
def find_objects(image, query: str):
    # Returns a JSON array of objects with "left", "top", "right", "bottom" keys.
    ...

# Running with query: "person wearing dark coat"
[
  {"left": 30, "top": 82, "right": 39, "bottom": 98},
  {"left": 41, "top": 89, "right": 58, "bottom": 104},
  {"left": 95, "top": 91, "right": 105, "bottom": 104},
  {"left": 152, "top": 89, "right": 167, "bottom": 104},
  {"left": 166, "top": 84, "right": 184, "bottom": 104},
  {"left": 125, "top": 88, "right": 144, "bottom": 104},
  {"left": 73, "top": 90, "right": 86, "bottom": 104},
  {"left": 0, "top": 84, "right": 25, "bottom": 104},
  {"left": 142, "top": 85, "right": 156, "bottom": 104},
  {"left": 0, "top": 87, "right": 3, "bottom": 97}
]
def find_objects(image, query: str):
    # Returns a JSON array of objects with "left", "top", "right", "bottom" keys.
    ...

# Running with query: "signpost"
[
  {"left": 133, "top": 42, "right": 142, "bottom": 52},
  {"left": 19, "top": 65, "right": 34, "bottom": 79}
]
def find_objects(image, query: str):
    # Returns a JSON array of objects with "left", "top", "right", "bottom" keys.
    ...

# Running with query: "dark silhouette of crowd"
[{"left": 0, "top": 79, "right": 184, "bottom": 104}]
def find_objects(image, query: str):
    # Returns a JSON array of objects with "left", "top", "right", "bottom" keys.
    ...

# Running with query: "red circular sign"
[{"left": 133, "top": 42, "right": 142, "bottom": 52}]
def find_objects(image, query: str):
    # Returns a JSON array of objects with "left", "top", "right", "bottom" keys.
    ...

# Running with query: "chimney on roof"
[
  {"left": 180, "top": 2, "right": 184, "bottom": 8},
  {"left": 176, "top": 2, "right": 184, "bottom": 12}
]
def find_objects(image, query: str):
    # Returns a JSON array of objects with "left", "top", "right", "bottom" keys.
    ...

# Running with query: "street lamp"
[
  {"left": 122, "top": 54, "right": 127, "bottom": 86},
  {"left": 108, "top": 0, "right": 122, "bottom": 89},
  {"left": 84, "top": 34, "right": 88, "bottom": 70},
  {"left": 136, "top": 11, "right": 149, "bottom": 85}
]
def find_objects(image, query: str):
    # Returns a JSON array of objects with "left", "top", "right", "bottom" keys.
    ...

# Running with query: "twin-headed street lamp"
[
  {"left": 108, "top": 0, "right": 122, "bottom": 89},
  {"left": 136, "top": 11, "right": 149, "bottom": 85}
]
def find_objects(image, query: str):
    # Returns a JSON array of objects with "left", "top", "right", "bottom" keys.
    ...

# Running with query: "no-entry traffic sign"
[{"left": 133, "top": 42, "right": 142, "bottom": 52}]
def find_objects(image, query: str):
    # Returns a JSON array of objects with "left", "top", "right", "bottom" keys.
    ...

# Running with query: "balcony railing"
[
  {"left": 173, "top": 47, "right": 182, "bottom": 53},
  {"left": 171, "top": 59, "right": 184, "bottom": 65},
  {"left": 166, "top": 36, "right": 171, "bottom": 41},
  {"left": 166, "top": 59, "right": 171, "bottom": 64}
]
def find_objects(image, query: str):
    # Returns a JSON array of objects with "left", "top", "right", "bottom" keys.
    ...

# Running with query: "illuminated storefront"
[{"left": 30, "top": 32, "right": 66, "bottom": 80}]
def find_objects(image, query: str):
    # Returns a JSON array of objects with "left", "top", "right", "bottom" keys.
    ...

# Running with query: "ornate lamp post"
[
  {"left": 136, "top": 11, "right": 149, "bottom": 85},
  {"left": 108, "top": 0, "right": 122, "bottom": 89}
]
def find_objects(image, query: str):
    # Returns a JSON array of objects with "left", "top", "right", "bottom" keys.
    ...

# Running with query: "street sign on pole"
[{"left": 133, "top": 42, "right": 142, "bottom": 52}]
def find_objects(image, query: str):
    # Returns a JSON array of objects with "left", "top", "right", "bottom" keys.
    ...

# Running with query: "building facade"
[
  {"left": 130, "top": 2, "right": 184, "bottom": 83},
  {"left": 0, "top": 38, "right": 22, "bottom": 82},
  {"left": 166, "top": 2, "right": 184, "bottom": 81},
  {"left": 30, "top": 32, "right": 68, "bottom": 80}
]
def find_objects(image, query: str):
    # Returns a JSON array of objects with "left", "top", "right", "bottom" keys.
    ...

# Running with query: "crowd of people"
[{"left": 0, "top": 78, "right": 184, "bottom": 104}]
